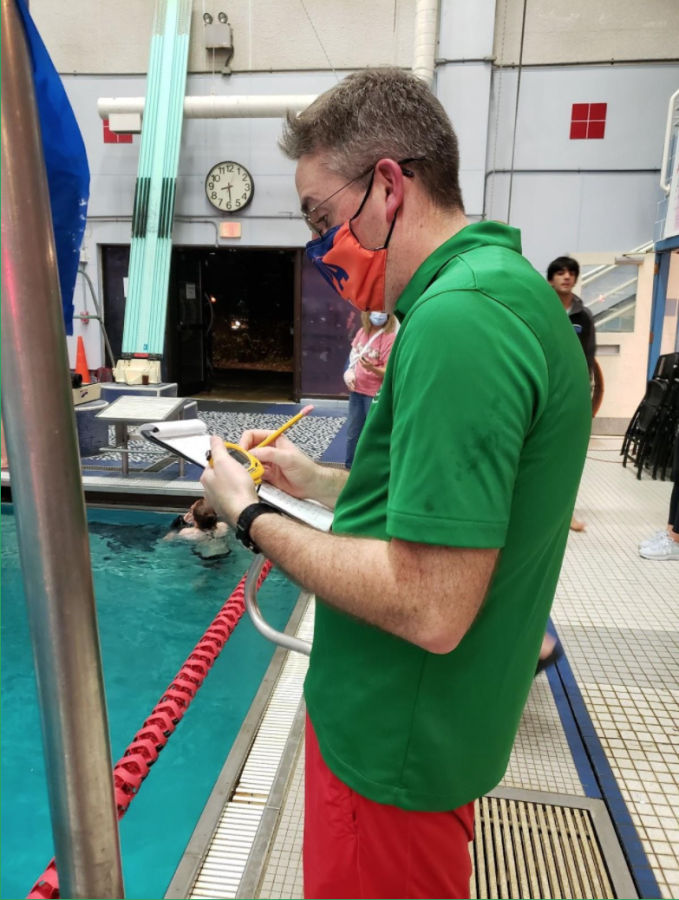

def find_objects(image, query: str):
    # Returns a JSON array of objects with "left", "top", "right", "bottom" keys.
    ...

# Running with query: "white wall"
[
  {"left": 493, "top": 0, "right": 679, "bottom": 65},
  {"left": 30, "top": 0, "right": 416, "bottom": 74},
  {"left": 485, "top": 64, "right": 679, "bottom": 274},
  {"left": 436, "top": 0, "right": 497, "bottom": 216},
  {"left": 32, "top": 0, "right": 679, "bottom": 74}
]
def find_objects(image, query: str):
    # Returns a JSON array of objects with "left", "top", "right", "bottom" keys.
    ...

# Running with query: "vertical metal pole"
[
  {"left": 0, "top": 1, "right": 125, "bottom": 897},
  {"left": 648, "top": 252, "right": 670, "bottom": 380}
]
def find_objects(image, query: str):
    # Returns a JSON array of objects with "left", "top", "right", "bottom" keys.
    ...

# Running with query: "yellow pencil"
[{"left": 256, "top": 405, "right": 315, "bottom": 449}]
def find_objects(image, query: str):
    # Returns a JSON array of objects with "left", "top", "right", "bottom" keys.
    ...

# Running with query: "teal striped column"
[{"left": 123, "top": 0, "right": 192, "bottom": 357}]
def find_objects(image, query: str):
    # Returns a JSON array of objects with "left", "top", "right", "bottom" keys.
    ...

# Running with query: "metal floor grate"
[{"left": 472, "top": 796, "right": 615, "bottom": 900}]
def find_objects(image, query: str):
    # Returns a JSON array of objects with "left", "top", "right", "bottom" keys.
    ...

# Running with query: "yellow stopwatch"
[{"left": 206, "top": 442, "right": 265, "bottom": 485}]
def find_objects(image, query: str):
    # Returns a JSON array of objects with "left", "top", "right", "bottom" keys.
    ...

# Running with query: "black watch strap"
[{"left": 235, "top": 502, "right": 280, "bottom": 554}]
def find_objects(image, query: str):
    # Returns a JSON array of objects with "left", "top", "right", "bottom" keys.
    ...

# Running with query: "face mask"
[
  {"left": 305, "top": 172, "right": 399, "bottom": 313},
  {"left": 370, "top": 312, "right": 389, "bottom": 327}
]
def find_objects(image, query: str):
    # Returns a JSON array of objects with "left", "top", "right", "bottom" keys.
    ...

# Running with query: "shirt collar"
[
  {"left": 394, "top": 222, "right": 522, "bottom": 321},
  {"left": 567, "top": 294, "right": 583, "bottom": 315}
]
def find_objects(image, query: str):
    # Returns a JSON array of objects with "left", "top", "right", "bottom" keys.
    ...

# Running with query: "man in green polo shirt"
[{"left": 202, "top": 68, "right": 591, "bottom": 899}]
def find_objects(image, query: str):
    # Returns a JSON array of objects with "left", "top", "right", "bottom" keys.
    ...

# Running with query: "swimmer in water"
[{"left": 164, "top": 499, "right": 230, "bottom": 558}]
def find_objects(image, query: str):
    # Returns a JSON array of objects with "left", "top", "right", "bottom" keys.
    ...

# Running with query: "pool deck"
[{"left": 173, "top": 434, "right": 678, "bottom": 900}]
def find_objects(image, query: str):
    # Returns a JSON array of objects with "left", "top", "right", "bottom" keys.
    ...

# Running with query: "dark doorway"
[
  {"left": 171, "top": 247, "right": 297, "bottom": 401},
  {"left": 101, "top": 244, "right": 130, "bottom": 362},
  {"left": 101, "top": 245, "right": 298, "bottom": 400}
]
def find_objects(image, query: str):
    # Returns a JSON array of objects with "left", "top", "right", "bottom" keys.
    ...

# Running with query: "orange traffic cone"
[{"left": 75, "top": 336, "right": 91, "bottom": 384}]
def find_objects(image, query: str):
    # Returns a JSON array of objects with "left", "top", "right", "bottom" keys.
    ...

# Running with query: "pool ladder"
[{"left": 244, "top": 555, "right": 312, "bottom": 656}]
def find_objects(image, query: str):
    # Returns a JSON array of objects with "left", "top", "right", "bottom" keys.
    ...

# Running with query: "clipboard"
[
  {"left": 139, "top": 420, "right": 334, "bottom": 532},
  {"left": 139, "top": 419, "right": 214, "bottom": 469}
]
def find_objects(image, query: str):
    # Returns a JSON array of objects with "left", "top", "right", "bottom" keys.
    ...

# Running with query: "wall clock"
[{"left": 205, "top": 161, "right": 254, "bottom": 213}]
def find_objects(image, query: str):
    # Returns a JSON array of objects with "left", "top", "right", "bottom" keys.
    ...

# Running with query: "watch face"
[{"left": 205, "top": 161, "right": 254, "bottom": 214}]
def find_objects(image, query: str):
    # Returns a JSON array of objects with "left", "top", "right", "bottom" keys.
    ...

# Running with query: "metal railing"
[
  {"left": 0, "top": 0, "right": 124, "bottom": 895},
  {"left": 244, "top": 555, "right": 312, "bottom": 656},
  {"left": 579, "top": 242, "right": 653, "bottom": 292}
]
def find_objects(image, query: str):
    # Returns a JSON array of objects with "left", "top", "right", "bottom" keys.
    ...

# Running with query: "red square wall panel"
[
  {"left": 571, "top": 103, "right": 590, "bottom": 121},
  {"left": 102, "top": 119, "right": 118, "bottom": 144},
  {"left": 589, "top": 103, "right": 607, "bottom": 120},
  {"left": 570, "top": 121, "right": 588, "bottom": 140},
  {"left": 587, "top": 120, "right": 606, "bottom": 139},
  {"left": 117, "top": 134, "right": 133, "bottom": 144}
]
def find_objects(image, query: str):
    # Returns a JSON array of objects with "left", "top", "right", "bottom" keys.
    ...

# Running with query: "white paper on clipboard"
[
  {"left": 139, "top": 421, "right": 334, "bottom": 532},
  {"left": 139, "top": 419, "right": 212, "bottom": 468},
  {"left": 258, "top": 484, "right": 334, "bottom": 532}
]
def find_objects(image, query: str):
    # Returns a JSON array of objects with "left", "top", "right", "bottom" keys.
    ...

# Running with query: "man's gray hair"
[{"left": 280, "top": 68, "right": 464, "bottom": 212}]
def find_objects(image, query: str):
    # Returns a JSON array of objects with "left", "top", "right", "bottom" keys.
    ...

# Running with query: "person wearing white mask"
[{"left": 343, "top": 310, "right": 397, "bottom": 467}]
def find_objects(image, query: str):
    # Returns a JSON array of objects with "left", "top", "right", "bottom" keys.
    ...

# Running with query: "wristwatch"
[{"left": 235, "top": 502, "right": 280, "bottom": 554}]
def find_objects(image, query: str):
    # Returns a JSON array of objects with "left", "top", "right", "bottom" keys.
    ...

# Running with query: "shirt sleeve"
[{"left": 387, "top": 290, "right": 548, "bottom": 549}]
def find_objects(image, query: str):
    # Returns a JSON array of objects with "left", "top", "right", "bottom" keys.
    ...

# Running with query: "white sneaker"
[
  {"left": 639, "top": 534, "right": 679, "bottom": 561},
  {"left": 639, "top": 530, "right": 669, "bottom": 550}
]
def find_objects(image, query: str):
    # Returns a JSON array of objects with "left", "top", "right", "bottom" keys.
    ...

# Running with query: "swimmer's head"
[{"left": 192, "top": 498, "right": 219, "bottom": 531}]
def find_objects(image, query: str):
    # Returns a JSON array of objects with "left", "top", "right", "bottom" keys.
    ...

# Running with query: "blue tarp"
[{"left": 15, "top": 0, "right": 90, "bottom": 335}]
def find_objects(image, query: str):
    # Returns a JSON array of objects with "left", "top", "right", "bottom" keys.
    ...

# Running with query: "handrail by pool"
[{"left": 244, "top": 555, "right": 312, "bottom": 656}]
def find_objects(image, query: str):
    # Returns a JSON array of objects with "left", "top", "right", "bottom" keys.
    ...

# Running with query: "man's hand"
[
  {"left": 200, "top": 436, "right": 259, "bottom": 527},
  {"left": 240, "top": 429, "right": 348, "bottom": 510},
  {"left": 240, "top": 430, "right": 324, "bottom": 500}
]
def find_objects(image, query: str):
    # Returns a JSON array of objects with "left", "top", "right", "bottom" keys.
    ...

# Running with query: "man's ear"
[{"left": 374, "top": 158, "right": 405, "bottom": 224}]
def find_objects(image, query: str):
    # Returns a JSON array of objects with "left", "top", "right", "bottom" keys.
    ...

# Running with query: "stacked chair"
[{"left": 621, "top": 352, "right": 679, "bottom": 480}]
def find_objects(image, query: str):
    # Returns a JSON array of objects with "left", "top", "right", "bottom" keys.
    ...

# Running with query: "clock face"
[{"left": 205, "top": 161, "right": 254, "bottom": 214}]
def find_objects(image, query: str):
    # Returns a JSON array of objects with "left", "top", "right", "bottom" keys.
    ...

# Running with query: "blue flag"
[{"left": 15, "top": 0, "right": 90, "bottom": 335}]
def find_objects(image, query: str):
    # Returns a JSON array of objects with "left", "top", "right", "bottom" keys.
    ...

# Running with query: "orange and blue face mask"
[{"left": 305, "top": 171, "right": 399, "bottom": 313}]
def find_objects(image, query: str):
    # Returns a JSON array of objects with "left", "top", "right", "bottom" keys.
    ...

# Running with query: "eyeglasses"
[{"left": 302, "top": 157, "right": 426, "bottom": 238}]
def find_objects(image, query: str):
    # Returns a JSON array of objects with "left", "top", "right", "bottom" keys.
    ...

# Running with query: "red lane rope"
[{"left": 28, "top": 560, "right": 273, "bottom": 900}]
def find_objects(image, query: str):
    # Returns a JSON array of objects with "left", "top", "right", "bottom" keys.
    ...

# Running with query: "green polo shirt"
[{"left": 305, "top": 222, "right": 591, "bottom": 811}]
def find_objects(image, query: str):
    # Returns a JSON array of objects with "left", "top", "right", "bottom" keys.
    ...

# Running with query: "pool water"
[{"left": 0, "top": 505, "right": 300, "bottom": 900}]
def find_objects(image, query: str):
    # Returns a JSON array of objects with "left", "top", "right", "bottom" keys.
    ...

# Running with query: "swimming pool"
[{"left": 0, "top": 505, "right": 300, "bottom": 900}]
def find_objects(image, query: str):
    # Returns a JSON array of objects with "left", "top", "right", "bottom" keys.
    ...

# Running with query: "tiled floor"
[
  {"left": 255, "top": 437, "right": 678, "bottom": 900},
  {"left": 552, "top": 437, "right": 678, "bottom": 899},
  {"left": 501, "top": 674, "right": 584, "bottom": 797},
  {"left": 259, "top": 754, "right": 305, "bottom": 900}
]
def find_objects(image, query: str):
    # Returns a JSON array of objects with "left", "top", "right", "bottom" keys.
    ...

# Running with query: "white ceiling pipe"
[
  {"left": 412, "top": 0, "right": 439, "bottom": 87},
  {"left": 97, "top": 94, "right": 317, "bottom": 120}
]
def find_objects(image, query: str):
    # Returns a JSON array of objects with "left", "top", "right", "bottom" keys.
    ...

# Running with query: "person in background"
[
  {"left": 548, "top": 255, "right": 596, "bottom": 532},
  {"left": 164, "top": 499, "right": 229, "bottom": 558},
  {"left": 639, "top": 427, "right": 679, "bottom": 561},
  {"left": 343, "top": 310, "right": 397, "bottom": 468}
]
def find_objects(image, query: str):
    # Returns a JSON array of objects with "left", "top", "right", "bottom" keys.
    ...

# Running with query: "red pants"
[{"left": 304, "top": 718, "right": 475, "bottom": 899}]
